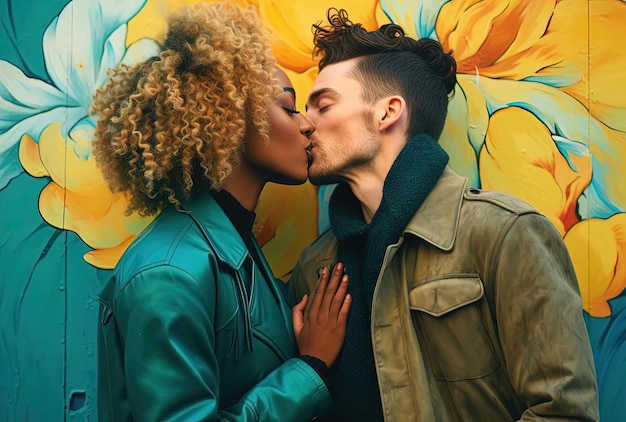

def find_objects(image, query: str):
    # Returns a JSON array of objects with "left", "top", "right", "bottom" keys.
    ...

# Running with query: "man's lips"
[{"left": 306, "top": 144, "right": 314, "bottom": 166}]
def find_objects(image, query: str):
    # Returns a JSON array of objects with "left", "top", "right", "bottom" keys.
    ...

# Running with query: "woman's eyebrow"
[{"left": 282, "top": 86, "right": 296, "bottom": 100}]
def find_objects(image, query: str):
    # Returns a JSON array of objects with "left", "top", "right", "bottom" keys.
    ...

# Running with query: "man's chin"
[{"left": 307, "top": 172, "right": 340, "bottom": 186}]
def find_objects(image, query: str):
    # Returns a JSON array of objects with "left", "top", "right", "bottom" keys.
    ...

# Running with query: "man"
[{"left": 289, "top": 8, "right": 599, "bottom": 422}]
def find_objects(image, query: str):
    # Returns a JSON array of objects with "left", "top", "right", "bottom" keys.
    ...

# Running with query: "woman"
[{"left": 91, "top": 3, "right": 350, "bottom": 421}]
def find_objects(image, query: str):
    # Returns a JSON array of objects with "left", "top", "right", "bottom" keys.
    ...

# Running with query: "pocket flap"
[{"left": 409, "top": 276, "right": 484, "bottom": 317}]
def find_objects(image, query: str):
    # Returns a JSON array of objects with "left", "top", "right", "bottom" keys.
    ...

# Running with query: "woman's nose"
[{"left": 298, "top": 114, "right": 316, "bottom": 136}]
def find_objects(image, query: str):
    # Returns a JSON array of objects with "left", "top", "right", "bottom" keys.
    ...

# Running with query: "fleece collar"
[{"left": 329, "top": 133, "right": 450, "bottom": 242}]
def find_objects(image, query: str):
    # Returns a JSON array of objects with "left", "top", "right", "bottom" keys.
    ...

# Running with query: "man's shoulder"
[
  {"left": 289, "top": 229, "right": 339, "bottom": 305},
  {"left": 299, "top": 229, "right": 338, "bottom": 262},
  {"left": 462, "top": 187, "right": 539, "bottom": 216}
]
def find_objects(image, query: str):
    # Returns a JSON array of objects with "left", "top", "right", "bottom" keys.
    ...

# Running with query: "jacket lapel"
[
  {"left": 404, "top": 166, "right": 467, "bottom": 251},
  {"left": 183, "top": 195, "right": 295, "bottom": 360},
  {"left": 182, "top": 195, "right": 248, "bottom": 271}
]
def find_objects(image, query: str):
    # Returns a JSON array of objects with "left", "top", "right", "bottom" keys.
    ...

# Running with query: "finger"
[
  {"left": 291, "top": 294, "right": 308, "bottom": 337},
  {"left": 319, "top": 262, "right": 344, "bottom": 317},
  {"left": 329, "top": 273, "right": 349, "bottom": 320},
  {"left": 337, "top": 293, "right": 352, "bottom": 325},
  {"left": 308, "top": 267, "right": 329, "bottom": 317}
]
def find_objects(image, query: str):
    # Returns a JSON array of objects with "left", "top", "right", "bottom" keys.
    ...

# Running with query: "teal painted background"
[
  {"left": 1, "top": 0, "right": 626, "bottom": 420},
  {"left": 1, "top": 1, "right": 104, "bottom": 419}
]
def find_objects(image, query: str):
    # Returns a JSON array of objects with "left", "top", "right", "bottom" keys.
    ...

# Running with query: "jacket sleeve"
[
  {"left": 109, "top": 265, "right": 331, "bottom": 422},
  {"left": 494, "top": 213, "right": 600, "bottom": 421}
]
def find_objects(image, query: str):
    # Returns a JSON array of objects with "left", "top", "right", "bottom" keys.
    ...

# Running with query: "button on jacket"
[
  {"left": 289, "top": 167, "right": 599, "bottom": 421},
  {"left": 97, "top": 195, "right": 331, "bottom": 421}
]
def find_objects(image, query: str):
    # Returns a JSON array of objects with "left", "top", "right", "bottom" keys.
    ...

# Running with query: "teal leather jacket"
[{"left": 97, "top": 195, "right": 331, "bottom": 421}]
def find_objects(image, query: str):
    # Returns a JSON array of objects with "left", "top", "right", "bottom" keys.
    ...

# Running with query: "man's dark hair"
[{"left": 313, "top": 8, "right": 457, "bottom": 140}]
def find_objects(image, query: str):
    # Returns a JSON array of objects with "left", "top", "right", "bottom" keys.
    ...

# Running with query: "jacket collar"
[
  {"left": 182, "top": 194, "right": 249, "bottom": 270},
  {"left": 403, "top": 166, "right": 468, "bottom": 251}
]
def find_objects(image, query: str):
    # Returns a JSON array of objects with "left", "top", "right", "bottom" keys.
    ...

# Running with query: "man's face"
[{"left": 305, "top": 59, "right": 379, "bottom": 185}]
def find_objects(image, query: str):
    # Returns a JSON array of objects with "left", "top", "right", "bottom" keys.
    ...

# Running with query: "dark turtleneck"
[{"left": 210, "top": 189, "right": 263, "bottom": 266}]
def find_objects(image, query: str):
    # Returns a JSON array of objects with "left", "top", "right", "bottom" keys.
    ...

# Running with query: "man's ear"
[{"left": 379, "top": 96, "right": 406, "bottom": 132}]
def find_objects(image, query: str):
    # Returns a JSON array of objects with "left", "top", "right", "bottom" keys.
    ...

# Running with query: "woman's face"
[{"left": 244, "top": 69, "right": 315, "bottom": 185}]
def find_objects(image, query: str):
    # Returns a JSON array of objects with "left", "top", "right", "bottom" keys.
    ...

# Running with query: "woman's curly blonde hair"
[{"left": 91, "top": 2, "right": 282, "bottom": 216}]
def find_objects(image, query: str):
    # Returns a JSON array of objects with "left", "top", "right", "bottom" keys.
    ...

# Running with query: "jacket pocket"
[{"left": 409, "top": 275, "right": 499, "bottom": 381}]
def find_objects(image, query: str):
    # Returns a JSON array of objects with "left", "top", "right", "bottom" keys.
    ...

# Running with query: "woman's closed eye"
[{"left": 281, "top": 106, "right": 301, "bottom": 116}]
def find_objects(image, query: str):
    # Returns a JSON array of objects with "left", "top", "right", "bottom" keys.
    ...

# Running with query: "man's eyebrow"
[{"left": 305, "top": 88, "right": 336, "bottom": 111}]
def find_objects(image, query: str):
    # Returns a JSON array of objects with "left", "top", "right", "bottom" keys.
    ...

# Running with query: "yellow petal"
[
  {"left": 18, "top": 134, "right": 48, "bottom": 177},
  {"left": 437, "top": 0, "right": 556, "bottom": 73},
  {"left": 439, "top": 77, "right": 490, "bottom": 186},
  {"left": 479, "top": 0, "right": 586, "bottom": 81},
  {"left": 126, "top": 0, "right": 244, "bottom": 45},
  {"left": 564, "top": 214, "right": 626, "bottom": 317},
  {"left": 37, "top": 122, "right": 67, "bottom": 187},
  {"left": 37, "top": 122, "right": 115, "bottom": 213},
  {"left": 479, "top": 107, "right": 591, "bottom": 235},
  {"left": 564, "top": 0, "right": 626, "bottom": 132},
  {"left": 256, "top": 0, "right": 387, "bottom": 73},
  {"left": 38, "top": 181, "right": 153, "bottom": 250},
  {"left": 83, "top": 236, "right": 137, "bottom": 270},
  {"left": 255, "top": 182, "right": 318, "bottom": 280}
]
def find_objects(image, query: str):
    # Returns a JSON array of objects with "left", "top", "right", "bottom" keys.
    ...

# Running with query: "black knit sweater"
[{"left": 326, "top": 134, "right": 449, "bottom": 421}]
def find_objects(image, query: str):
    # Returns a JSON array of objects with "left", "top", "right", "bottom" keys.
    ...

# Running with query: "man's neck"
[
  {"left": 345, "top": 173, "right": 382, "bottom": 224},
  {"left": 347, "top": 135, "right": 407, "bottom": 224}
]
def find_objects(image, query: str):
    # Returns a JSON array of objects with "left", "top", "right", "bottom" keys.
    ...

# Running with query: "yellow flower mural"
[
  {"left": 19, "top": 123, "right": 154, "bottom": 268},
  {"left": 432, "top": 0, "right": 626, "bottom": 317},
  {"left": 2, "top": 0, "right": 626, "bottom": 419},
  {"left": 14, "top": 0, "right": 626, "bottom": 311}
]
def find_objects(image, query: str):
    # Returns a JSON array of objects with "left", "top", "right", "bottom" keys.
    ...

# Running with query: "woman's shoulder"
[{"left": 114, "top": 208, "right": 215, "bottom": 282}]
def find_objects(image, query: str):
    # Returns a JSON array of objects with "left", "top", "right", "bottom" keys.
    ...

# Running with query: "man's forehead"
[
  {"left": 316, "top": 60, "right": 356, "bottom": 84},
  {"left": 307, "top": 61, "right": 360, "bottom": 104}
]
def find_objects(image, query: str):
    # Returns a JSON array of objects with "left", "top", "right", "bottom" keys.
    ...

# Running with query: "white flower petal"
[
  {"left": 43, "top": 0, "right": 147, "bottom": 102},
  {"left": 121, "top": 38, "right": 163, "bottom": 67},
  {"left": 91, "top": 36, "right": 162, "bottom": 90},
  {"left": 94, "top": 26, "right": 128, "bottom": 89},
  {"left": 381, "top": 0, "right": 450, "bottom": 39},
  {"left": 0, "top": 61, "right": 68, "bottom": 130}
]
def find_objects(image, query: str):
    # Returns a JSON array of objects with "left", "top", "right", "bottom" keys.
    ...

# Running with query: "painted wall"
[{"left": 1, "top": 0, "right": 625, "bottom": 420}]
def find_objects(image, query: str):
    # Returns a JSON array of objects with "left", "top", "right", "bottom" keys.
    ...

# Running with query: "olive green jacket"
[
  {"left": 289, "top": 167, "right": 599, "bottom": 421},
  {"left": 97, "top": 195, "right": 331, "bottom": 421}
]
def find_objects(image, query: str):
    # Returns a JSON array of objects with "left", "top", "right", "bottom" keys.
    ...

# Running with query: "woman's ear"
[{"left": 379, "top": 96, "right": 406, "bottom": 132}]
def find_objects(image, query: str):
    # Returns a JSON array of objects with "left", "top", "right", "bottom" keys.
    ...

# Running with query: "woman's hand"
[{"left": 292, "top": 262, "right": 351, "bottom": 367}]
